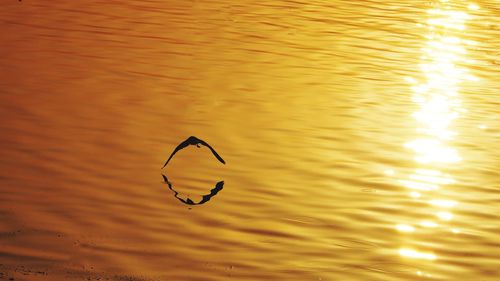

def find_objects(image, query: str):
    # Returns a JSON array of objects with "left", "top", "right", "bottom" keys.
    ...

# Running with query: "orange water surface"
[{"left": 1, "top": 1, "right": 500, "bottom": 280}]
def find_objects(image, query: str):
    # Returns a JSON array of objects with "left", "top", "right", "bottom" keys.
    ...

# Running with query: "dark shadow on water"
[
  {"left": 161, "top": 136, "right": 226, "bottom": 205},
  {"left": 161, "top": 174, "right": 224, "bottom": 205}
]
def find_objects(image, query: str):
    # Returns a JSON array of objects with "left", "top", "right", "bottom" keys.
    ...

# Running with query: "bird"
[{"left": 161, "top": 136, "right": 225, "bottom": 169}]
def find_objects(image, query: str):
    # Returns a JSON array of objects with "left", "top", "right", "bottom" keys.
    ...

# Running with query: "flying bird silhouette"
[{"left": 161, "top": 136, "right": 225, "bottom": 169}]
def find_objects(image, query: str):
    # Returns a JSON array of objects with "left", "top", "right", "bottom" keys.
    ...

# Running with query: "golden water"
[{"left": 1, "top": 0, "right": 499, "bottom": 280}]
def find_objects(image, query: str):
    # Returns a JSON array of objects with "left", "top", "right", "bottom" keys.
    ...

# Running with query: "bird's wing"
[
  {"left": 198, "top": 139, "right": 226, "bottom": 165},
  {"left": 161, "top": 137, "right": 195, "bottom": 169}
]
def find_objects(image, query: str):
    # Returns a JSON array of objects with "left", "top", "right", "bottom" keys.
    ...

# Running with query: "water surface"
[{"left": 1, "top": 0, "right": 499, "bottom": 280}]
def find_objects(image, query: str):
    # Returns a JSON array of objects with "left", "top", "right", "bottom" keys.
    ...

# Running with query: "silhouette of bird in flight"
[{"left": 161, "top": 136, "right": 225, "bottom": 169}]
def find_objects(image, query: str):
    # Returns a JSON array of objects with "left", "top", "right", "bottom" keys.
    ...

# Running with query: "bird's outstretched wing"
[{"left": 196, "top": 138, "right": 226, "bottom": 165}]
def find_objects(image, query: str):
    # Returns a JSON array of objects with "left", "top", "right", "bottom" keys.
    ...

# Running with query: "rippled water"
[{"left": 1, "top": 0, "right": 499, "bottom": 280}]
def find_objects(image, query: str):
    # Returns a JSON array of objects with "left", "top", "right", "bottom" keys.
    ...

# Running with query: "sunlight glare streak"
[
  {"left": 399, "top": 248, "right": 437, "bottom": 260},
  {"left": 429, "top": 199, "right": 457, "bottom": 208},
  {"left": 436, "top": 211, "right": 454, "bottom": 221},
  {"left": 396, "top": 224, "right": 416, "bottom": 233},
  {"left": 395, "top": 1, "right": 477, "bottom": 265}
]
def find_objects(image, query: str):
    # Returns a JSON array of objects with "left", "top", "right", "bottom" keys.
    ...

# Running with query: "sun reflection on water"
[{"left": 395, "top": 0, "right": 479, "bottom": 273}]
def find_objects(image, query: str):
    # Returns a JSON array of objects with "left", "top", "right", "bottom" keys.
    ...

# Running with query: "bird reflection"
[{"left": 162, "top": 174, "right": 224, "bottom": 205}]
